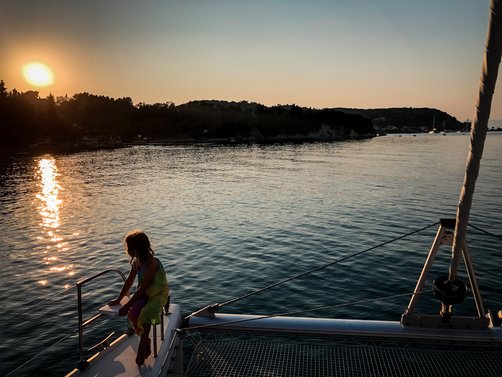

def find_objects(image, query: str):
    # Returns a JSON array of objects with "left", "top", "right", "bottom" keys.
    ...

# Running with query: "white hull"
[{"left": 187, "top": 313, "right": 502, "bottom": 343}]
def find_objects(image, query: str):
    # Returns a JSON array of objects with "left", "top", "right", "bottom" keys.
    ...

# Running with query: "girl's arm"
[
  {"left": 108, "top": 263, "right": 137, "bottom": 306},
  {"left": 118, "top": 258, "right": 159, "bottom": 316}
]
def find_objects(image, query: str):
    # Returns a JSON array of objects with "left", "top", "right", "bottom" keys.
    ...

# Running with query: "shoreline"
[
  {"left": 0, "top": 133, "right": 377, "bottom": 156},
  {"left": 5, "top": 130, "right": 502, "bottom": 157}
]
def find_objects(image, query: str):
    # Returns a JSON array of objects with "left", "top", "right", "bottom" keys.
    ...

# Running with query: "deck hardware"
[
  {"left": 402, "top": 219, "right": 487, "bottom": 329},
  {"left": 433, "top": 276, "right": 466, "bottom": 305},
  {"left": 189, "top": 303, "right": 222, "bottom": 318},
  {"left": 87, "top": 332, "right": 115, "bottom": 353}
]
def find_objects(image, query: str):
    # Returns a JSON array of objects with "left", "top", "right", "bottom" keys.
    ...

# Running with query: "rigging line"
[
  {"left": 468, "top": 222, "right": 502, "bottom": 241},
  {"left": 5, "top": 314, "right": 117, "bottom": 376},
  {"left": 15, "top": 283, "right": 76, "bottom": 317},
  {"left": 4, "top": 329, "right": 77, "bottom": 377},
  {"left": 216, "top": 221, "right": 439, "bottom": 308},
  {"left": 183, "top": 290, "right": 427, "bottom": 333}
]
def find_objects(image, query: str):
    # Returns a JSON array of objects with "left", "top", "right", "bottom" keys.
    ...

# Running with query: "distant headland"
[{"left": 0, "top": 80, "right": 475, "bottom": 154}]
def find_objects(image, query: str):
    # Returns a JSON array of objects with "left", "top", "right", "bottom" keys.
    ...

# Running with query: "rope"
[
  {"left": 16, "top": 283, "right": 76, "bottom": 317},
  {"left": 183, "top": 290, "right": 427, "bottom": 332},
  {"left": 4, "top": 329, "right": 77, "bottom": 377},
  {"left": 468, "top": 222, "right": 502, "bottom": 241},
  {"left": 214, "top": 222, "right": 439, "bottom": 309},
  {"left": 4, "top": 306, "right": 116, "bottom": 376}
]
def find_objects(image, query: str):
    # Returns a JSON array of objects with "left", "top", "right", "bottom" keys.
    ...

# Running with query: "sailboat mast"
[{"left": 449, "top": 0, "right": 502, "bottom": 281}]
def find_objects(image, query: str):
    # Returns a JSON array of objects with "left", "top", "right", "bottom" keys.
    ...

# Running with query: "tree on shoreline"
[{"left": 9, "top": 81, "right": 471, "bottom": 151}]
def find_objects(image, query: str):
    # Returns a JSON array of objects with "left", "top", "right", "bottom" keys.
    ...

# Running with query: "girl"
[{"left": 109, "top": 230, "right": 169, "bottom": 366}]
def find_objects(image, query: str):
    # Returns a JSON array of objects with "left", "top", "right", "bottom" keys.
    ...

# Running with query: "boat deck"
[
  {"left": 185, "top": 333, "right": 502, "bottom": 377},
  {"left": 66, "top": 304, "right": 182, "bottom": 377},
  {"left": 184, "top": 314, "right": 502, "bottom": 376}
]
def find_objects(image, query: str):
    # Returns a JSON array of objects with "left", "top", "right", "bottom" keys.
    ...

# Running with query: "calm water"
[{"left": 1, "top": 134, "right": 502, "bottom": 376}]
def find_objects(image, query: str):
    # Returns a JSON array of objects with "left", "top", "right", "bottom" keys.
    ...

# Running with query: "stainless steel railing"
[{"left": 76, "top": 269, "right": 127, "bottom": 370}]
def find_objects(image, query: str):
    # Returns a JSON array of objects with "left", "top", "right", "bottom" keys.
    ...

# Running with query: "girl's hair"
[{"left": 124, "top": 230, "right": 154, "bottom": 261}]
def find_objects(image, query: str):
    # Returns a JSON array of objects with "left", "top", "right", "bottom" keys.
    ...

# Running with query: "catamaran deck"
[
  {"left": 183, "top": 312, "right": 502, "bottom": 377},
  {"left": 66, "top": 304, "right": 183, "bottom": 377},
  {"left": 185, "top": 332, "right": 502, "bottom": 377}
]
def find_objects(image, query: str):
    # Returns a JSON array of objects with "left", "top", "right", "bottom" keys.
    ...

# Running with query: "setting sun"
[{"left": 22, "top": 62, "right": 54, "bottom": 87}]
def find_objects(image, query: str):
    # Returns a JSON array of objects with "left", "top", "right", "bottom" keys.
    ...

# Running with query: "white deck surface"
[
  {"left": 98, "top": 296, "right": 130, "bottom": 316},
  {"left": 67, "top": 304, "right": 181, "bottom": 377}
]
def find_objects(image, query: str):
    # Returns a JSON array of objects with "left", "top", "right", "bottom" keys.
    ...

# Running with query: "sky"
[{"left": 0, "top": 0, "right": 500, "bottom": 121}]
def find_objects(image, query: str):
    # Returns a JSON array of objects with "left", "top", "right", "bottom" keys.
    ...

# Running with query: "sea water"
[{"left": 1, "top": 133, "right": 502, "bottom": 376}]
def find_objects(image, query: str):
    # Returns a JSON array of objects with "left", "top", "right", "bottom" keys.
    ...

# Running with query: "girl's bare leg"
[
  {"left": 136, "top": 324, "right": 151, "bottom": 366},
  {"left": 145, "top": 331, "right": 152, "bottom": 358}
]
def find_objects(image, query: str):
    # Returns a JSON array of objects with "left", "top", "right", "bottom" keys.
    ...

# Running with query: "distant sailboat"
[{"left": 429, "top": 114, "right": 438, "bottom": 133}]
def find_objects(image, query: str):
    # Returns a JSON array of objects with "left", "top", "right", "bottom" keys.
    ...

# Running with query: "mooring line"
[
  {"left": 210, "top": 222, "right": 439, "bottom": 310},
  {"left": 4, "top": 330, "right": 77, "bottom": 377},
  {"left": 5, "top": 306, "right": 116, "bottom": 376},
  {"left": 468, "top": 222, "right": 502, "bottom": 241},
  {"left": 14, "top": 283, "right": 76, "bottom": 318}
]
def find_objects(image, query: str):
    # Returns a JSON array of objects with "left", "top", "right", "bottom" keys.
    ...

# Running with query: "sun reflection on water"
[
  {"left": 35, "top": 157, "right": 73, "bottom": 284},
  {"left": 36, "top": 158, "right": 62, "bottom": 230}
]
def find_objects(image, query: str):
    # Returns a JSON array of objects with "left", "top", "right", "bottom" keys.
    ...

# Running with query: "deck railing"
[{"left": 76, "top": 269, "right": 127, "bottom": 370}]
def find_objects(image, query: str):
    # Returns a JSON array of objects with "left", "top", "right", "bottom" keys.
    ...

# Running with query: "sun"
[{"left": 23, "top": 62, "right": 54, "bottom": 87}]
